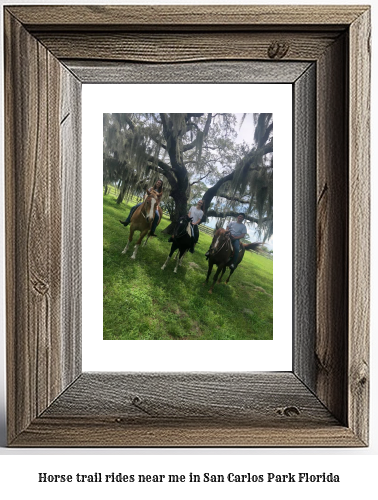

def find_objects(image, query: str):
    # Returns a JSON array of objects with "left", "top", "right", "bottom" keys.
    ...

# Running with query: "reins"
[{"left": 210, "top": 235, "right": 232, "bottom": 257}]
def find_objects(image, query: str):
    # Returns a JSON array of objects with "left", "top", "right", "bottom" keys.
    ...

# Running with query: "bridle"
[
  {"left": 210, "top": 232, "right": 232, "bottom": 257},
  {"left": 175, "top": 217, "right": 191, "bottom": 239},
  {"left": 140, "top": 196, "right": 155, "bottom": 220}
]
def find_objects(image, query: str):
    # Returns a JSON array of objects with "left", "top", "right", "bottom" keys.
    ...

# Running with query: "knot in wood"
[
  {"left": 276, "top": 406, "right": 300, "bottom": 417},
  {"left": 359, "top": 376, "right": 367, "bottom": 387},
  {"left": 33, "top": 279, "right": 49, "bottom": 295},
  {"left": 131, "top": 396, "right": 142, "bottom": 406},
  {"left": 268, "top": 42, "right": 289, "bottom": 59}
]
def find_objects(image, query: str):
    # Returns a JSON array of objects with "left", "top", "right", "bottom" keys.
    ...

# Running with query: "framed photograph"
[
  {"left": 4, "top": 5, "right": 370, "bottom": 447},
  {"left": 94, "top": 87, "right": 292, "bottom": 371}
]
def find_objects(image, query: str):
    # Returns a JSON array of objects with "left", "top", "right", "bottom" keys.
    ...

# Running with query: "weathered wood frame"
[{"left": 4, "top": 5, "right": 370, "bottom": 447}]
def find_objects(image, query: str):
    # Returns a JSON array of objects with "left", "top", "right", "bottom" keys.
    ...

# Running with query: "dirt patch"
[
  {"left": 188, "top": 261, "right": 202, "bottom": 270},
  {"left": 170, "top": 305, "right": 188, "bottom": 318},
  {"left": 241, "top": 282, "right": 272, "bottom": 297},
  {"left": 253, "top": 286, "right": 272, "bottom": 296}
]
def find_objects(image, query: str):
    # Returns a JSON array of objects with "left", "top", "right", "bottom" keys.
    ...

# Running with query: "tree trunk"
[
  {"left": 116, "top": 179, "right": 127, "bottom": 204},
  {"left": 104, "top": 184, "right": 108, "bottom": 195},
  {"left": 161, "top": 189, "right": 188, "bottom": 234}
]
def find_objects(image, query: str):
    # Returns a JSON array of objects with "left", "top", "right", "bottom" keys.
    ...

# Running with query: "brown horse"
[
  {"left": 122, "top": 189, "right": 163, "bottom": 259},
  {"left": 204, "top": 228, "right": 261, "bottom": 294}
]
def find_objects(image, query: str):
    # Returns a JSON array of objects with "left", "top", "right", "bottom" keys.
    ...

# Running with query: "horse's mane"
[{"left": 214, "top": 228, "right": 229, "bottom": 237}]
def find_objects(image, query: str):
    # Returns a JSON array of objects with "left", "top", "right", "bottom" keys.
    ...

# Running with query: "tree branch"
[
  {"left": 147, "top": 155, "right": 177, "bottom": 187},
  {"left": 124, "top": 115, "right": 136, "bottom": 131},
  {"left": 216, "top": 193, "right": 250, "bottom": 204},
  {"left": 183, "top": 113, "right": 212, "bottom": 152},
  {"left": 206, "top": 209, "right": 269, "bottom": 225},
  {"left": 190, "top": 172, "right": 211, "bottom": 186}
]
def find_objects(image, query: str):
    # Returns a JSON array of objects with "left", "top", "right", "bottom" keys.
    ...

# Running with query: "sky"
[{"left": 204, "top": 113, "right": 274, "bottom": 249}]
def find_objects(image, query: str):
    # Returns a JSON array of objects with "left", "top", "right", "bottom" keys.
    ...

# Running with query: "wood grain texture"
[
  {"left": 65, "top": 60, "right": 311, "bottom": 84},
  {"left": 348, "top": 9, "right": 371, "bottom": 444},
  {"left": 293, "top": 65, "right": 316, "bottom": 390},
  {"left": 11, "top": 418, "right": 363, "bottom": 448},
  {"left": 41, "top": 373, "right": 336, "bottom": 422},
  {"left": 4, "top": 11, "right": 80, "bottom": 444},
  {"left": 4, "top": 5, "right": 370, "bottom": 447},
  {"left": 34, "top": 32, "right": 339, "bottom": 63},
  {"left": 60, "top": 68, "right": 82, "bottom": 388},
  {"left": 11, "top": 373, "right": 363, "bottom": 447},
  {"left": 7, "top": 5, "right": 367, "bottom": 29},
  {"left": 316, "top": 34, "right": 348, "bottom": 425}
]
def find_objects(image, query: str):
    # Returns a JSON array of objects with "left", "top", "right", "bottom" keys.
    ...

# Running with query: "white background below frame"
[{"left": 82, "top": 83, "right": 292, "bottom": 372}]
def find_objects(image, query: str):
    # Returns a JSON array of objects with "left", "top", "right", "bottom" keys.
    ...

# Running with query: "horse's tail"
[{"left": 243, "top": 242, "right": 262, "bottom": 251}]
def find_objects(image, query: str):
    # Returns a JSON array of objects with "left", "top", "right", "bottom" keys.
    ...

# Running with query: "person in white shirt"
[{"left": 188, "top": 199, "right": 204, "bottom": 253}]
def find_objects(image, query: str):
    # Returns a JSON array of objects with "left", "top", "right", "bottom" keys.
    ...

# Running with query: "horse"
[
  {"left": 204, "top": 228, "right": 261, "bottom": 294},
  {"left": 161, "top": 215, "right": 193, "bottom": 273},
  {"left": 121, "top": 189, "right": 163, "bottom": 259}
]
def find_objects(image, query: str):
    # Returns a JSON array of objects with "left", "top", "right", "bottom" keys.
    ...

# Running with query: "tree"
[{"left": 103, "top": 113, "right": 273, "bottom": 239}]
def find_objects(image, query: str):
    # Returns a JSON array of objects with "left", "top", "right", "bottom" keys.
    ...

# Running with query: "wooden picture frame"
[{"left": 4, "top": 5, "right": 370, "bottom": 447}]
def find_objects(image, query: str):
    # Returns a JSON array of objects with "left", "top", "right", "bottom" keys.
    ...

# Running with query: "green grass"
[{"left": 103, "top": 194, "right": 273, "bottom": 340}]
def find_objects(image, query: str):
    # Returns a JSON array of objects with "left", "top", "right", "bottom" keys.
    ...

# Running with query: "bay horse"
[
  {"left": 161, "top": 215, "right": 193, "bottom": 273},
  {"left": 122, "top": 189, "right": 162, "bottom": 259},
  {"left": 204, "top": 228, "right": 261, "bottom": 294}
]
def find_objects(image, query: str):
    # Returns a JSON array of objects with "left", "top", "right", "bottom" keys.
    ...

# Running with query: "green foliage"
[{"left": 104, "top": 194, "right": 273, "bottom": 340}]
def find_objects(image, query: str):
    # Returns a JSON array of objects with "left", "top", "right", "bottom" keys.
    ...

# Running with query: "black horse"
[{"left": 161, "top": 215, "right": 193, "bottom": 273}]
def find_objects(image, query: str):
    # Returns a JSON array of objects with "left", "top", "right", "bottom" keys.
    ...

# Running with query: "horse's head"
[
  {"left": 210, "top": 228, "right": 231, "bottom": 255},
  {"left": 144, "top": 190, "right": 162, "bottom": 221},
  {"left": 143, "top": 193, "right": 157, "bottom": 222},
  {"left": 174, "top": 215, "right": 192, "bottom": 239}
]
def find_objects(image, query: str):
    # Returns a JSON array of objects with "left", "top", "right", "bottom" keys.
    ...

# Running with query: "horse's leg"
[
  {"left": 161, "top": 244, "right": 176, "bottom": 270},
  {"left": 226, "top": 250, "right": 243, "bottom": 283},
  {"left": 217, "top": 267, "right": 227, "bottom": 284},
  {"left": 122, "top": 226, "right": 135, "bottom": 253},
  {"left": 225, "top": 269, "right": 234, "bottom": 284},
  {"left": 209, "top": 265, "right": 224, "bottom": 294},
  {"left": 131, "top": 230, "right": 148, "bottom": 259},
  {"left": 179, "top": 250, "right": 187, "bottom": 266},
  {"left": 143, "top": 228, "right": 152, "bottom": 247},
  {"left": 174, "top": 248, "right": 186, "bottom": 273},
  {"left": 203, "top": 261, "right": 214, "bottom": 286}
]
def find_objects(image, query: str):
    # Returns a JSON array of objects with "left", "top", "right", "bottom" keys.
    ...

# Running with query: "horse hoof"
[
  {"left": 131, "top": 255, "right": 136, "bottom": 260},
  {"left": 161, "top": 266, "right": 165, "bottom": 270},
  {"left": 122, "top": 250, "right": 127, "bottom": 254}
]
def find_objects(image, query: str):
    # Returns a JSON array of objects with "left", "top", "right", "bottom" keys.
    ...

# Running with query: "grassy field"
[{"left": 103, "top": 194, "right": 273, "bottom": 340}]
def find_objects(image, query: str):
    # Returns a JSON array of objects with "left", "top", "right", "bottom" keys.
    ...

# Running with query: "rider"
[
  {"left": 188, "top": 199, "right": 204, "bottom": 253},
  {"left": 227, "top": 213, "right": 247, "bottom": 270},
  {"left": 205, "top": 213, "right": 247, "bottom": 269},
  {"left": 119, "top": 179, "right": 163, "bottom": 237}
]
